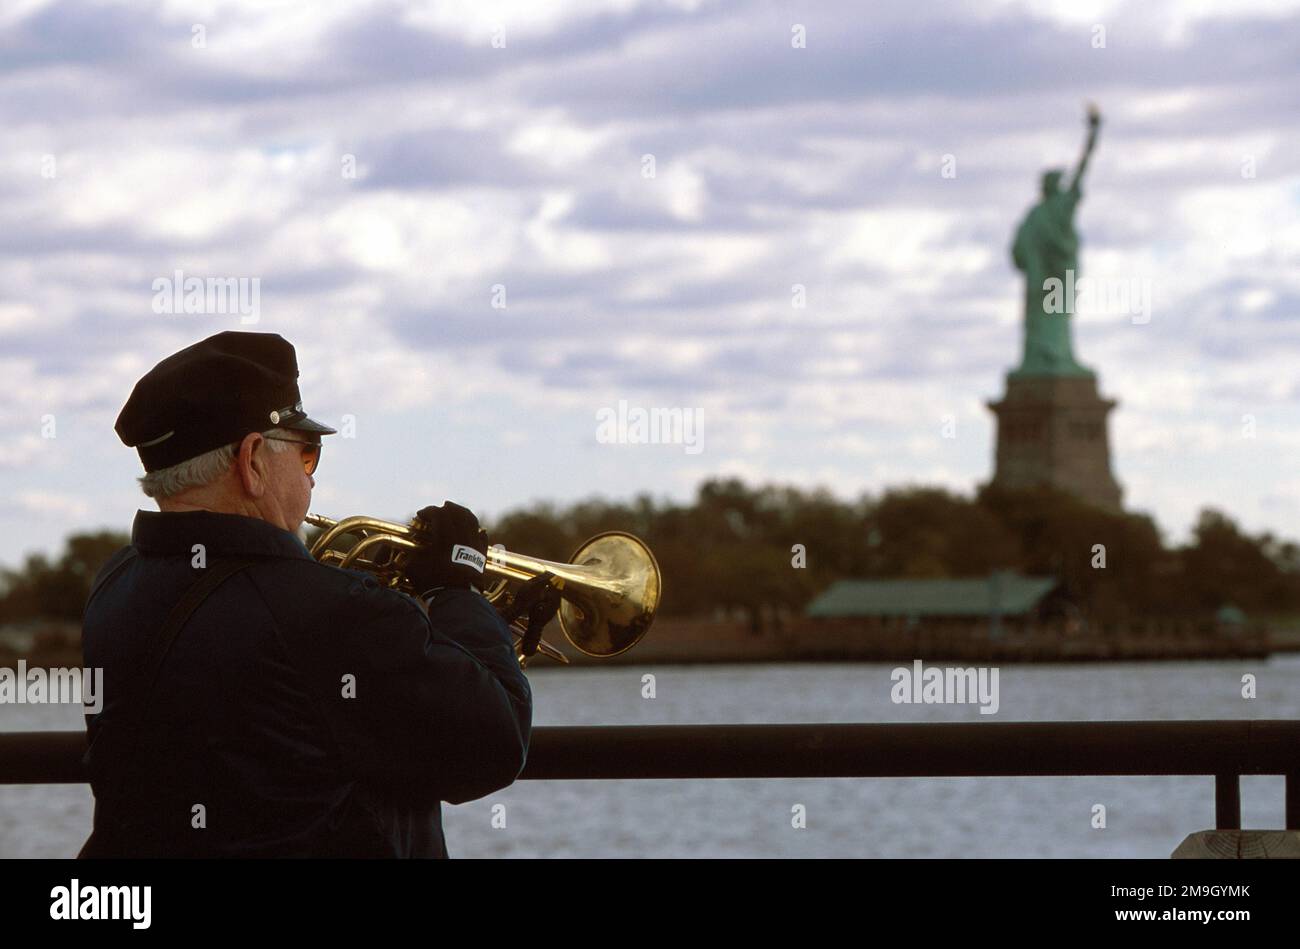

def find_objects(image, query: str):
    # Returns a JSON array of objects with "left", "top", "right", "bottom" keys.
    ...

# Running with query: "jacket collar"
[{"left": 131, "top": 509, "right": 314, "bottom": 561}]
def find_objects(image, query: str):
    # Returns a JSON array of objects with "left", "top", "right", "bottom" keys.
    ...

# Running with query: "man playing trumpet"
[{"left": 81, "top": 330, "right": 531, "bottom": 857}]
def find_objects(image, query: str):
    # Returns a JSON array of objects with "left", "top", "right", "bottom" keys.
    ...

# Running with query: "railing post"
[
  {"left": 1215, "top": 773, "right": 1241, "bottom": 830},
  {"left": 1287, "top": 773, "right": 1300, "bottom": 831}
]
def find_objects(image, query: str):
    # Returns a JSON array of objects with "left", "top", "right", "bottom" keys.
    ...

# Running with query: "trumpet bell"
[{"left": 553, "top": 532, "right": 660, "bottom": 658}]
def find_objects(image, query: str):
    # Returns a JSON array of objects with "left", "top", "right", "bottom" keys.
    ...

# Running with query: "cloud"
[{"left": 3, "top": 490, "right": 91, "bottom": 519}]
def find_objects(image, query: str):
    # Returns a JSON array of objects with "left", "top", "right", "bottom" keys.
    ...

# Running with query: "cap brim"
[{"left": 283, "top": 415, "right": 337, "bottom": 436}]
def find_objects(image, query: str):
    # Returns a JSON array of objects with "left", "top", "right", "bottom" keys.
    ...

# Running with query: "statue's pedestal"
[{"left": 984, "top": 372, "right": 1123, "bottom": 513}]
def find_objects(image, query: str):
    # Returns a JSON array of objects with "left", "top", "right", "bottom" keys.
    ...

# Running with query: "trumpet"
[{"left": 303, "top": 512, "right": 660, "bottom": 665}]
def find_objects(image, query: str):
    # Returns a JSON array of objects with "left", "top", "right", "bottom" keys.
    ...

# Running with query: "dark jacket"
[{"left": 79, "top": 509, "right": 531, "bottom": 858}]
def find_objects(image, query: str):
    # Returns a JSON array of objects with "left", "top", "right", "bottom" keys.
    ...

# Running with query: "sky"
[{"left": 0, "top": 0, "right": 1297, "bottom": 569}]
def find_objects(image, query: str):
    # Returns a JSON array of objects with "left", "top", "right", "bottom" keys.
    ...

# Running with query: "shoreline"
[{"left": 4, "top": 617, "right": 1291, "bottom": 671}]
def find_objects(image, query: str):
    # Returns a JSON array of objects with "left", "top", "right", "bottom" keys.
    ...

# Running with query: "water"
[{"left": 3, "top": 657, "right": 1297, "bottom": 858}]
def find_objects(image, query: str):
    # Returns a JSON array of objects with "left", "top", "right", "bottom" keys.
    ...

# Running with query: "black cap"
[{"left": 115, "top": 331, "right": 337, "bottom": 472}]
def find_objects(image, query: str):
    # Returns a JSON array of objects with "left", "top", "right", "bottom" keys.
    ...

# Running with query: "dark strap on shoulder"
[
  {"left": 133, "top": 559, "right": 256, "bottom": 702},
  {"left": 86, "top": 560, "right": 256, "bottom": 795}
]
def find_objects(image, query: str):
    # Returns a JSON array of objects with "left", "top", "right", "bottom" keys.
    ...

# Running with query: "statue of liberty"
[{"left": 1010, "top": 103, "right": 1101, "bottom": 378}]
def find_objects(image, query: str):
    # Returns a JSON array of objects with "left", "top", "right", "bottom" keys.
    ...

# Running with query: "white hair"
[{"left": 138, "top": 428, "right": 293, "bottom": 500}]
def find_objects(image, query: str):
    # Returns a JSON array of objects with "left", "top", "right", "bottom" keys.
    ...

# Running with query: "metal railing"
[{"left": 2, "top": 721, "right": 1297, "bottom": 831}]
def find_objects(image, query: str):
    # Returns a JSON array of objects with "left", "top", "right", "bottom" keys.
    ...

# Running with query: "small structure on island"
[
  {"left": 984, "top": 103, "right": 1124, "bottom": 513},
  {"left": 805, "top": 570, "right": 1071, "bottom": 637}
]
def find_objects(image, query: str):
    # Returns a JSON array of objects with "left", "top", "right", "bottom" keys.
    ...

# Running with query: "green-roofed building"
[{"left": 805, "top": 570, "right": 1073, "bottom": 638}]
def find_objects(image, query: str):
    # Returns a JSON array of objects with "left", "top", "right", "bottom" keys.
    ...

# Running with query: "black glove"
[
  {"left": 498, "top": 571, "right": 562, "bottom": 658},
  {"left": 402, "top": 502, "right": 489, "bottom": 596}
]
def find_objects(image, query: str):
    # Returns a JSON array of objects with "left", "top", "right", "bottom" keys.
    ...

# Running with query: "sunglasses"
[{"left": 263, "top": 434, "right": 323, "bottom": 476}]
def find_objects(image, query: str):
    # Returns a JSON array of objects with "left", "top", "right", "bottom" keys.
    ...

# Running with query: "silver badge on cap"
[{"left": 269, "top": 410, "right": 280, "bottom": 424}]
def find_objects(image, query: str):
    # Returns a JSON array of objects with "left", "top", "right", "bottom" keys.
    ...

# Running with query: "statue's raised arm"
[{"left": 1068, "top": 102, "right": 1101, "bottom": 194}]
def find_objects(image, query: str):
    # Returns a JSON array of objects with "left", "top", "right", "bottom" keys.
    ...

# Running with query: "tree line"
[{"left": 3, "top": 478, "right": 1298, "bottom": 627}]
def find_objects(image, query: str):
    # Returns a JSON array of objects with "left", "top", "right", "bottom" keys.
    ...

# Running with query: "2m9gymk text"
[{"left": 1112, "top": 884, "right": 1250, "bottom": 899}]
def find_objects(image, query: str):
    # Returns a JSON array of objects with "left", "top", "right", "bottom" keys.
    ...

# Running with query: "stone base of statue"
[{"left": 984, "top": 371, "right": 1123, "bottom": 514}]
